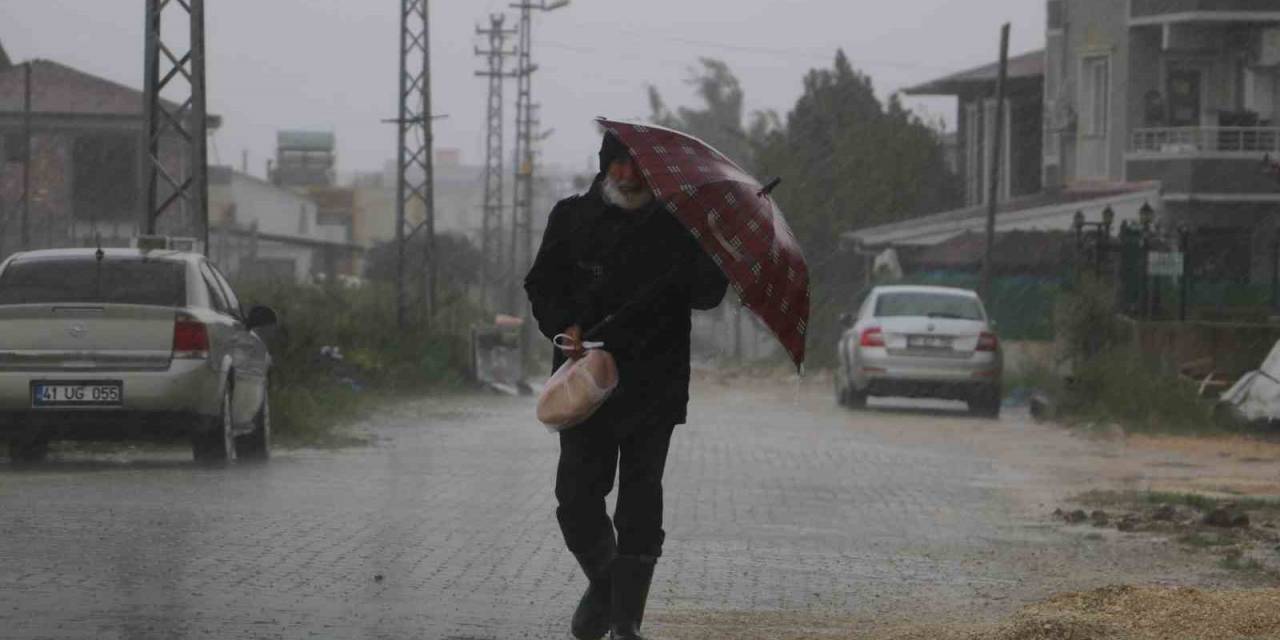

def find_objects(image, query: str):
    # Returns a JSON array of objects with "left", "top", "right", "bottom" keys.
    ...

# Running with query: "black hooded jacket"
[{"left": 524, "top": 178, "right": 728, "bottom": 432}]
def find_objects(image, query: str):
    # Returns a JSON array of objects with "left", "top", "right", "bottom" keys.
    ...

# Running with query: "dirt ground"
[{"left": 657, "top": 369, "right": 1280, "bottom": 640}]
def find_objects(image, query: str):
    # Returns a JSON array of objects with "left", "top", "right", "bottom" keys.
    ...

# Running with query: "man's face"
[{"left": 607, "top": 157, "right": 644, "bottom": 195}]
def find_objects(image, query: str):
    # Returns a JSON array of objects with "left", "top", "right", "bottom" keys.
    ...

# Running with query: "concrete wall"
[
  {"left": 1131, "top": 319, "right": 1280, "bottom": 377},
  {"left": 1061, "top": 0, "right": 1131, "bottom": 183}
]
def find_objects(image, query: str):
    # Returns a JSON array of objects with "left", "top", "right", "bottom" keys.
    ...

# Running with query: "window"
[
  {"left": 964, "top": 102, "right": 983, "bottom": 206},
  {"left": 874, "top": 292, "right": 984, "bottom": 321},
  {"left": 1080, "top": 56, "right": 1110, "bottom": 137},
  {"left": 1167, "top": 67, "right": 1203, "bottom": 128},
  {"left": 0, "top": 257, "right": 185, "bottom": 306},
  {"left": 72, "top": 134, "right": 138, "bottom": 221},
  {"left": 206, "top": 263, "right": 242, "bottom": 317},
  {"left": 200, "top": 264, "right": 231, "bottom": 313},
  {"left": 298, "top": 205, "right": 310, "bottom": 235}
]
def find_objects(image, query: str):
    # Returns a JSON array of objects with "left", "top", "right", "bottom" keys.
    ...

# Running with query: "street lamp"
[{"left": 1138, "top": 200, "right": 1155, "bottom": 230}]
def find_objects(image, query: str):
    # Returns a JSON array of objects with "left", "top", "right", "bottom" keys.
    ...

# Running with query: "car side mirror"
[
  {"left": 245, "top": 305, "right": 278, "bottom": 331},
  {"left": 839, "top": 312, "right": 855, "bottom": 329}
]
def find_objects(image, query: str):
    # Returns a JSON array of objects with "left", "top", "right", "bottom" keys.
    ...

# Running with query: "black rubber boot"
[
  {"left": 571, "top": 531, "right": 616, "bottom": 640},
  {"left": 608, "top": 554, "right": 656, "bottom": 640}
]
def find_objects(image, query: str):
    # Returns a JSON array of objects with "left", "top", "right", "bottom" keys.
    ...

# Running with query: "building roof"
[
  {"left": 903, "top": 49, "right": 1045, "bottom": 96},
  {"left": 845, "top": 182, "right": 1162, "bottom": 248},
  {"left": 0, "top": 58, "right": 220, "bottom": 127}
]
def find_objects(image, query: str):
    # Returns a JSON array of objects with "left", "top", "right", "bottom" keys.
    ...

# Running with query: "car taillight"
[
  {"left": 977, "top": 331, "right": 999, "bottom": 352},
  {"left": 173, "top": 314, "right": 209, "bottom": 359},
  {"left": 859, "top": 327, "right": 885, "bottom": 348}
]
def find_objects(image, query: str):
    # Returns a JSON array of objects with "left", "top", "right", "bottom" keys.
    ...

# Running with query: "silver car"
[
  {"left": 0, "top": 247, "right": 277, "bottom": 462},
  {"left": 835, "top": 285, "right": 1002, "bottom": 417}
]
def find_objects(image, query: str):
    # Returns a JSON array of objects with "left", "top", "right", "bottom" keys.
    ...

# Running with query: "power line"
[{"left": 539, "top": 30, "right": 958, "bottom": 73}]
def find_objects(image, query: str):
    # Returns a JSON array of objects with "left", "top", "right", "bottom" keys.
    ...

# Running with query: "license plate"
[
  {"left": 907, "top": 335, "right": 953, "bottom": 350},
  {"left": 31, "top": 381, "right": 123, "bottom": 408}
]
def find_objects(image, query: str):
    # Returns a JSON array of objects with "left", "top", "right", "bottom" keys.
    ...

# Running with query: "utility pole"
[
  {"left": 392, "top": 0, "right": 437, "bottom": 328},
  {"left": 142, "top": 0, "right": 209, "bottom": 252},
  {"left": 20, "top": 62, "right": 31, "bottom": 251},
  {"left": 980, "top": 23, "right": 1010, "bottom": 302},
  {"left": 475, "top": 14, "right": 517, "bottom": 311},
  {"left": 510, "top": 0, "right": 568, "bottom": 358}
]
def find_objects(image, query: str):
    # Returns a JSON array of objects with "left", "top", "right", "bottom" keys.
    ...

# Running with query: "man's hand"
[{"left": 562, "top": 325, "right": 586, "bottom": 360}]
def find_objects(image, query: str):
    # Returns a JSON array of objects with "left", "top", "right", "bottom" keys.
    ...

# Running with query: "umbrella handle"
[{"left": 757, "top": 177, "right": 782, "bottom": 197}]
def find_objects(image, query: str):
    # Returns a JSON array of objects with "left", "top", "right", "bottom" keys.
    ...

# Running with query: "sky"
[{"left": 0, "top": 0, "right": 1045, "bottom": 179}]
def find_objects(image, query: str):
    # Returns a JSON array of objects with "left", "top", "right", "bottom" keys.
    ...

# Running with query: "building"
[
  {"left": 850, "top": 0, "right": 1280, "bottom": 287},
  {"left": 208, "top": 166, "right": 361, "bottom": 283},
  {"left": 903, "top": 49, "right": 1046, "bottom": 206},
  {"left": 270, "top": 130, "right": 336, "bottom": 188},
  {"left": 0, "top": 46, "right": 214, "bottom": 261}
]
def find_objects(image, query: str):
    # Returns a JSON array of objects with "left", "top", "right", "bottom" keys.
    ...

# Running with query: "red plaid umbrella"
[{"left": 597, "top": 118, "right": 810, "bottom": 368}]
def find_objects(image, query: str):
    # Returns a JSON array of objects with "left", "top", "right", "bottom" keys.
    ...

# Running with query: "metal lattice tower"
[
  {"left": 393, "top": 0, "right": 436, "bottom": 328},
  {"left": 142, "top": 0, "right": 209, "bottom": 250},
  {"left": 475, "top": 14, "right": 516, "bottom": 311},
  {"left": 509, "top": 0, "right": 568, "bottom": 332}
]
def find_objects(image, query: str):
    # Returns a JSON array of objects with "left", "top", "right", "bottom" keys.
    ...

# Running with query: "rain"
[{"left": 3, "top": 1, "right": 1280, "bottom": 638}]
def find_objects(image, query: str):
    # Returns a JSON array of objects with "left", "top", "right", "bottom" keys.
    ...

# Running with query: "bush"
[
  {"left": 1054, "top": 275, "right": 1128, "bottom": 364},
  {"left": 1043, "top": 275, "right": 1226, "bottom": 435},
  {"left": 234, "top": 279, "right": 478, "bottom": 444},
  {"left": 1056, "top": 346, "right": 1221, "bottom": 434}
]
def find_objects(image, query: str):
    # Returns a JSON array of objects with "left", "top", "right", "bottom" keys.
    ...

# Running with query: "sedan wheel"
[
  {"left": 193, "top": 388, "right": 235, "bottom": 463},
  {"left": 847, "top": 386, "right": 868, "bottom": 409},
  {"left": 967, "top": 386, "right": 1002, "bottom": 419},
  {"left": 235, "top": 391, "right": 271, "bottom": 460}
]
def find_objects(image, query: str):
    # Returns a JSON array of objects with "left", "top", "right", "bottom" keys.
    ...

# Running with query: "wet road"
[{"left": 0, "top": 382, "right": 1052, "bottom": 638}]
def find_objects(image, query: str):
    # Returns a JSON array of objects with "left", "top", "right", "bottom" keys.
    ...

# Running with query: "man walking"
[{"left": 525, "top": 132, "right": 728, "bottom": 640}]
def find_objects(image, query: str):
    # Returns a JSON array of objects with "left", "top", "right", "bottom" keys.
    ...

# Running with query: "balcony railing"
[{"left": 1130, "top": 127, "right": 1280, "bottom": 155}]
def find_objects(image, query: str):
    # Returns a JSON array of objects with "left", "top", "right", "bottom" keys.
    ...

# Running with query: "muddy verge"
[{"left": 653, "top": 585, "right": 1280, "bottom": 639}]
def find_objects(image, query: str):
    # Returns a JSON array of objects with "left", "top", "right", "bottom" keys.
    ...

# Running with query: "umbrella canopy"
[{"left": 597, "top": 118, "right": 810, "bottom": 368}]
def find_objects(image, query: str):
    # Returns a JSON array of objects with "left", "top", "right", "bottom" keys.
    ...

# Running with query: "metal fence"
[{"left": 1130, "top": 127, "right": 1280, "bottom": 154}]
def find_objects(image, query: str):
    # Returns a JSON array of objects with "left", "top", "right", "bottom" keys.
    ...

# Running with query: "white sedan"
[
  {"left": 0, "top": 246, "right": 277, "bottom": 463},
  {"left": 835, "top": 285, "right": 1002, "bottom": 417}
]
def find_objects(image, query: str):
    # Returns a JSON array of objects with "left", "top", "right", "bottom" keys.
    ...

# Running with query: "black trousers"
[{"left": 556, "top": 420, "right": 676, "bottom": 558}]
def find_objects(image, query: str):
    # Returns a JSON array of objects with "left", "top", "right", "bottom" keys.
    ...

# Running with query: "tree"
[
  {"left": 648, "top": 58, "right": 776, "bottom": 174},
  {"left": 754, "top": 50, "right": 962, "bottom": 365}
]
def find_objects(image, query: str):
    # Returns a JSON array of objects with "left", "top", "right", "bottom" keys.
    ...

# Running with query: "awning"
[{"left": 844, "top": 182, "right": 1162, "bottom": 249}]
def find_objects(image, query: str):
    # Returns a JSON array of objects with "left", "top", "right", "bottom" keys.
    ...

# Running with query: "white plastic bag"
[{"left": 536, "top": 335, "right": 618, "bottom": 432}]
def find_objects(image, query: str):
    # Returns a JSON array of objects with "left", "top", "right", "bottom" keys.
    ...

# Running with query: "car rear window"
[
  {"left": 0, "top": 257, "right": 186, "bottom": 307},
  {"left": 874, "top": 292, "right": 983, "bottom": 320}
]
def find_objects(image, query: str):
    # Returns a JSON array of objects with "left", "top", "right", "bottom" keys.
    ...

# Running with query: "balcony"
[
  {"left": 1131, "top": 127, "right": 1280, "bottom": 155},
  {"left": 1131, "top": 0, "right": 1280, "bottom": 24},
  {"left": 1127, "top": 127, "right": 1280, "bottom": 199}
]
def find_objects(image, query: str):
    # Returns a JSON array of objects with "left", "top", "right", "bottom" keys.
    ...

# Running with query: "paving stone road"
[{"left": 0, "top": 383, "right": 1065, "bottom": 639}]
